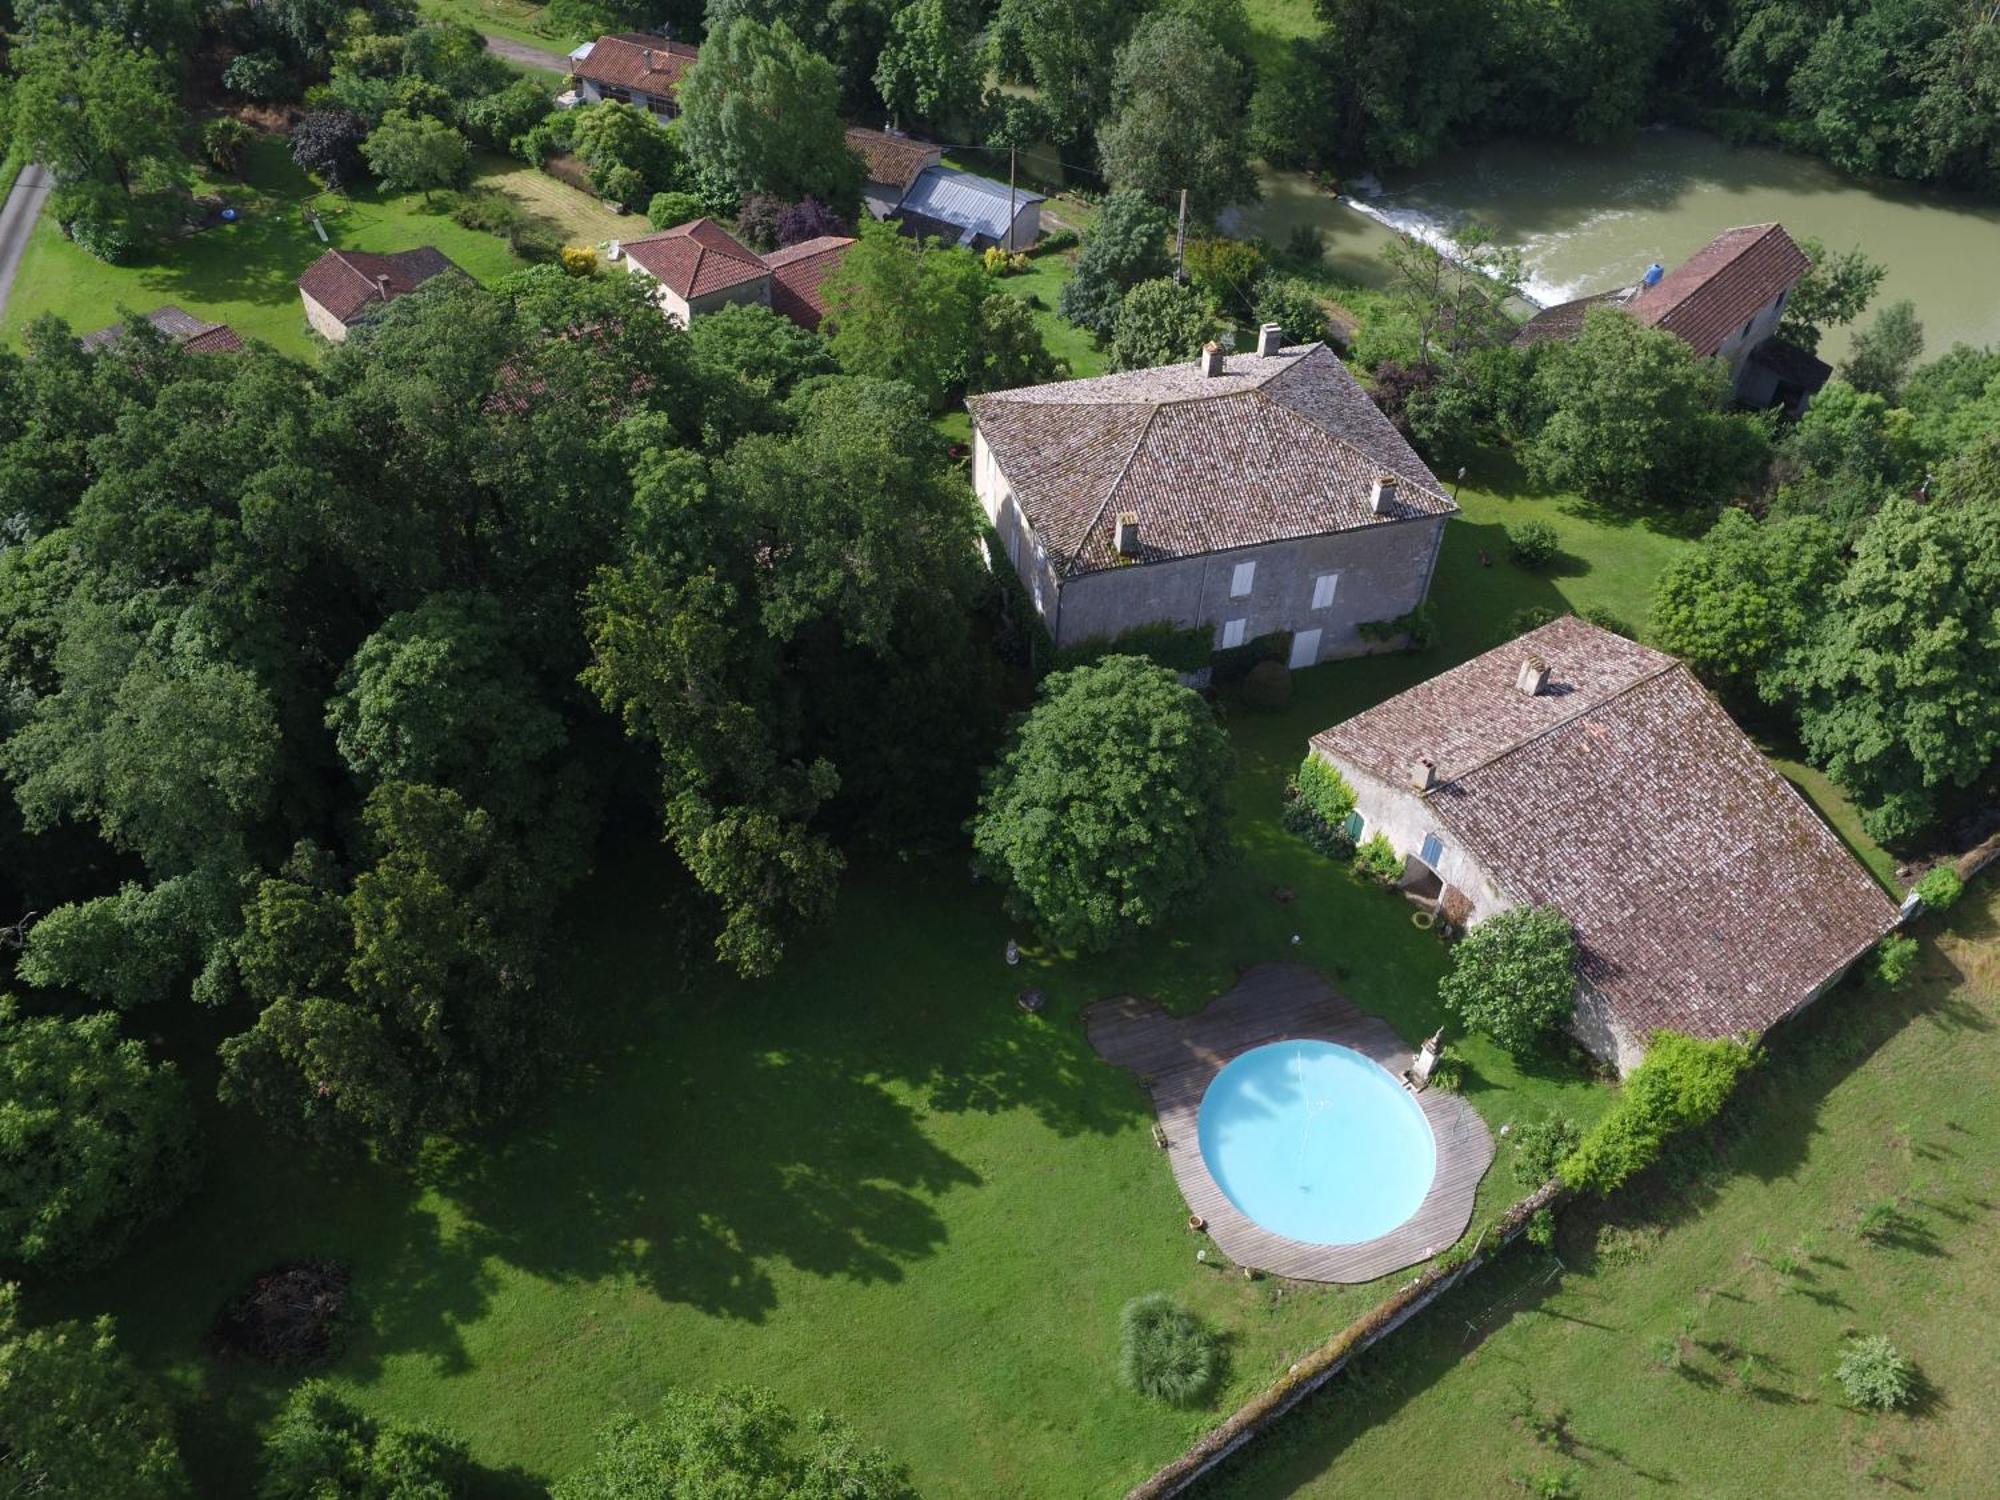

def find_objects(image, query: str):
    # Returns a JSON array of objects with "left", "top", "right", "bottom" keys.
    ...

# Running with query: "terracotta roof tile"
[
  {"left": 79, "top": 305, "right": 243, "bottom": 353},
  {"left": 1314, "top": 618, "right": 1899, "bottom": 1044},
  {"left": 1625, "top": 223, "right": 1811, "bottom": 357},
  {"left": 573, "top": 34, "right": 699, "bottom": 96},
  {"left": 621, "top": 218, "right": 769, "bottom": 300},
  {"left": 297, "top": 247, "right": 459, "bottom": 325},
  {"left": 968, "top": 344, "right": 1455, "bottom": 576},
  {"left": 843, "top": 127, "right": 941, "bottom": 195},
  {"left": 1510, "top": 289, "right": 1628, "bottom": 349},
  {"left": 762, "top": 235, "right": 855, "bottom": 331}
]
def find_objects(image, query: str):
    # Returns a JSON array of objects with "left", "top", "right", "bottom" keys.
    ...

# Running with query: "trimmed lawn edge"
[{"left": 1127, "top": 1179, "right": 1566, "bottom": 1500}]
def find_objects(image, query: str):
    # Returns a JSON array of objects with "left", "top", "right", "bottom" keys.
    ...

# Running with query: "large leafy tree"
[
  {"left": 0, "top": 1003, "right": 198, "bottom": 1270},
  {"left": 361, "top": 110, "right": 470, "bottom": 199},
  {"left": 819, "top": 222, "right": 990, "bottom": 410},
  {"left": 1438, "top": 904, "right": 1577, "bottom": 1058},
  {"left": 1525, "top": 307, "right": 1772, "bottom": 508},
  {"left": 1647, "top": 508, "right": 1843, "bottom": 698},
  {"left": 553, "top": 1385, "right": 916, "bottom": 1500},
  {"left": 990, "top": 0, "right": 1145, "bottom": 152},
  {"left": 1057, "top": 190, "right": 1174, "bottom": 340},
  {"left": 1840, "top": 299, "right": 1925, "bottom": 401},
  {"left": 972, "top": 656, "right": 1235, "bottom": 953},
  {"left": 1108, "top": 277, "right": 1220, "bottom": 371},
  {"left": 677, "top": 17, "right": 863, "bottom": 212},
  {"left": 1097, "top": 13, "right": 1257, "bottom": 218},
  {"left": 0, "top": 1286, "right": 188, "bottom": 1500},
  {"left": 259, "top": 1380, "right": 470, "bottom": 1500},
  {"left": 874, "top": 0, "right": 984, "bottom": 134},
  {"left": 1777, "top": 237, "right": 1886, "bottom": 353},
  {"left": 1769, "top": 495, "right": 2000, "bottom": 844},
  {"left": 704, "top": 0, "right": 899, "bottom": 114}
]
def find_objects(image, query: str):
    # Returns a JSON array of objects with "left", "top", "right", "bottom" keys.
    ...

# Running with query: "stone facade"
[
  {"left": 301, "top": 292, "right": 351, "bottom": 343},
  {"left": 972, "top": 431, "right": 1448, "bottom": 666}
]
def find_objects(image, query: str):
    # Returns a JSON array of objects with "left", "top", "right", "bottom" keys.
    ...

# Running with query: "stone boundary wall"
[{"left": 1124, "top": 1178, "right": 1565, "bottom": 1500}]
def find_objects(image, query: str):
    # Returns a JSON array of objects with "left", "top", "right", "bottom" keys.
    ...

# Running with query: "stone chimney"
[
  {"left": 375, "top": 274, "right": 392, "bottom": 301},
  {"left": 643, "top": 47, "right": 656, "bottom": 69},
  {"left": 1410, "top": 757, "right": 1436, "bottom": 792},
  {"left": 1371, "top": 475, "right": 1398, "bottom": 514},
  {"left": 607, "top": 239, "right": 622, "bottom": 261},
  {"left": 1199, "top": 341, "right": 1224, "bottom": 377},
  {"left": 1515, "top": 654, "right": 1550, "bottom": 697},
  {"left": 1114, "top": 511, "right": 1141, "bottom": 556},
  {"left": 1256, "top": 322, "right": 1283, "bottom": 357}
]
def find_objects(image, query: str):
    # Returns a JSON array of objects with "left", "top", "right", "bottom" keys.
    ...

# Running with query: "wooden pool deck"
[{"left": 1085, "top": 963, "right": 1494, "bottom": 1283}]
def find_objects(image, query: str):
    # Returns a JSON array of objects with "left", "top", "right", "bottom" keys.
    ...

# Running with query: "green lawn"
[
  {"left": 420, "top": 0, "right": 579, "bottom": 54},
  {"left": 1202, "top": 887, "right": 1999, "bottom": 1498},
  {"left": 1, "top": 138, "right": 531, "bottom": 359}
]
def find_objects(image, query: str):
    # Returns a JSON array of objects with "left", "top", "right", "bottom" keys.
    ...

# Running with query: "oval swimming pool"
[{"left": 1196, "top": 1041, "right": 1436, "bottom": 1245}]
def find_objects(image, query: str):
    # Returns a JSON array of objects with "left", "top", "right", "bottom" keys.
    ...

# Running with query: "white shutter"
[
  {"left": 1220, "top": 618, "right": 1247, "bottom": 649},
  {"left": 1230, "top": 561, "right": 1256, "bottom": 598},
  {"left": 1312, "top": 573, "right": 1339, "bottom": 609}
]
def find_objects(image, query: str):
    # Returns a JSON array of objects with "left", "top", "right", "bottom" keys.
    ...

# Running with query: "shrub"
[
  {"left": 1914, "top": 865, "right": 1963, "bottom": 912},
  {"left": 1579, "top": 604, "right": 1634, "bottom": 638},
  {"left": 559, "top": 245, "right": 597, "bottom": 277},
  {"left": 1357, "top": 603, "right": 1438, "bottom": 650},
  {"left": 1252, "top": 275, "right": 1328, "bottom": 345},
  {"left": 203, "top": 116, "right": 252, "bottom": 174},
  {"left": 1561, "top": 1032, "right": 1756, "bottom": 1194},
  {"left": 1282, "top": 796, "right": 1356, "bottom": 859},
  {"left": 1284, "top": 754, "right": 1357, "bottom": 858},
  {"left": 646, "top": 190, "right": 704, "bottom": 230},
  {"left": 1511, "top": 1112, "right": 1582, "bottom": 1188},
  {"left": 736, "top": 191, "right": 785, "bottom": 250},
  {"left": 1508, "top": 605, "right": 1559, "bottom": 636},
  {"left": 462, "top": 77, "right": 552, "bottom": 152},
  {"left": 1117, "top": 1293, "right": 1218, "bottom": 1405},
  {"left": 1029, "top": 228, "right": 1079, "bottom": 257},
  {"left": 1440, "top": 906, "right": 1577, "bottom": 1059},
  {"left": 260, "top": 1380, "right": 470, "bottom": 1498},
  {"left": 223, "top": 52, "right": 290, "bottom": 101},
  {"left": 1355, "top": 832, "right": 1402, "bottom": 884},
  {"left": 292, "top": 110, "right": 369, "bottom": 189},
  {"left": 594, "top": 162, "right": 645, "bottom": 210},
  {"left": 1509, "top": 520, "right": 1561, "bottom": 571},
  {"left": 776, "top": 197, "right": 847, "bottom": 246},
  {"left": 1184, "top": 235, "right": 1265, "bottom": 318},
  {"left": 1525, "top": 1206, "right": 1557, "bottom": 1248},
  {"left": 1835, "top": 1334, "right": 1916, "bottom": 1410},
  {"left": 1874, "top": 934, "right": 1919, "bottom": 987},
  {"left": 449, "top": 187, "right": 521, "bottom": 233},
  {"left": 1053, "top": 621, "right": 1211, "bottom": 676}
]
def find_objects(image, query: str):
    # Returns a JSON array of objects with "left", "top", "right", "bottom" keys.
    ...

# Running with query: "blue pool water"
[{"left": 1196, "top": 1041, "right": 1437, "bottom": 1245}]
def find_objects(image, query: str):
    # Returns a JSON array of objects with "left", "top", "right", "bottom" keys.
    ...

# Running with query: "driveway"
[
  {"left": 0, "top": 163, "right": 53, "bottom": 321},
  {"left": 483, "top": 33, "right": 573, "bottom": 75}
]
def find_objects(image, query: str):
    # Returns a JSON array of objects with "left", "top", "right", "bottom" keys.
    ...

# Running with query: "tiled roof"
[
  {"left": 79, "top": 305, "right": 243, "bottom": 353},
  {"left": 968, "top": 343, "right": 1456, "bottom": 577},
  {"left": 843, "top": 127, "right": 941, "bottom": 196},
  {"left": 621, "top": 218, "right": 769, "bottom": 300},
  {"left": 1313, "top": 618, "right": 1899, "bottom": 1044},
  {"left": 1510, "top": 289, "right": 1628, "bottom": 349},
  {"left": 762, "top": 234, "right": 855, "bottom": 331},
  {"left": 296, "top": 247, "right": 459, "bottom": 325},
  {"left": 896, "top": 165, "right": 1042, "bottom": 245},
  {"left": 1625, "top": 223, "right": 1811, "bottom": 357},
  {"left": 572, "top": 34, "right": 699, "bottom": 95}
]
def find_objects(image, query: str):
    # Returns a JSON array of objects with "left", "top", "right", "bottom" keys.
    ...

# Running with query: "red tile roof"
[
  {"left": 843, "top": 127, "right": 941, "bottom": 195},
  {"left": 1625, "top": 223, "right": 1812, "bottom": 357},
  {"left": 296, "top": 247, "right": 459, "bottom": 326},
  {"left": 762, "top": 234, "right": 855, "bottom": 331},
  {"left": 79, "top": 305, "right": 243, "bottom": 353},
  {"left": 621, "top": 218, "right": 769, "bottom": 300},
  {"left": 967, "top": 343, "right": 1455, "bottom": 577},
  {"left": 1312, "top": 617, "right": 1899, "bottom": 1045},
  {"left": 573, "top": 34, "right": 699, "bottom": 96}
]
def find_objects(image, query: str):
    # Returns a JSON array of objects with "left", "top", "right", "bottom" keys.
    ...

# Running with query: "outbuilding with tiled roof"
[
  {"left": 613, "top": 217, "right": 772, "bottom": 324},
  {"left": 762, "top": 234, "right": 856, "bottom": 332},
  {"left": 968, "top": 331, "right": 1456, "bottom": 666},
  {"left": 1308, "top": 616, "right": 1900, "bottom": 1071},
  {"left": 297, "top": 246, "right": 462, "bottom": 342},
  {"left": 844, "top": 127, "right": 943, "bottom": 219},
  {"left": 79, "top": 305, "right": 244, "bottom": 355}
]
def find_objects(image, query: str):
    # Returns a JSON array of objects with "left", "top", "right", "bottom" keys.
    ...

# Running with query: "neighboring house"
[
  {"left": 1308, "top": 616, "right": 1900, "bottom": 1072},
  {"left": 845, "top": 127, "right": 942, "bottom": 220},
  {"left": 612, "top": 217, "right": 856, "bottom": 332},
  {"left": 566, "top": 33, "right": 699, "bottom": 120},
  {"left": 762, "top": 234, "right": 858, "bottom": 332},
  {"left": 297, "top": 247, "right": 462, "bottom": 342},
  {"left": 79, "top": 305, "right": 243, "bottom": 354},
  {"left": 967, "top": 331, "right": 1457, "bottom": 666},
  {"left": 1514, "top": 223, "right": 1829, "bottom": 415},
  {"left": 896, "top": 165, "right": 1042, "bottom": 250}
]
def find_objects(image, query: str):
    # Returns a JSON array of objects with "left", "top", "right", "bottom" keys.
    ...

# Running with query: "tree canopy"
[
  {"left": 677, "top": 17, "right": 863, "bottom": 212},
  {"left": 1096, "top": 12, "right": 1257, "bottom": 218},
  {"left": 972, "top": 655, "right": 1235, "bottom": 953},
  {"left": 1438, "top": 904, "right": 1577, "bottom": 1058}
]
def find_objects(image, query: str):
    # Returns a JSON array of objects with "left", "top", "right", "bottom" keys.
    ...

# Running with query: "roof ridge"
[
  {"left": 1063, "top": 404, "right": 1161, "bottom": 577},
  {"left": 1428, "top": 648, "right": 1679, "bottom": 792}
]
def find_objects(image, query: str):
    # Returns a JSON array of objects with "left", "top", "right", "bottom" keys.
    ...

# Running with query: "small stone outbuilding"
[{"left": 297, "top": 247, "right": 462, "bottom": 343}]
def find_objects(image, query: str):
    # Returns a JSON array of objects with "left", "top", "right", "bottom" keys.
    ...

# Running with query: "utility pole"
[
  {"left": 1175, "top": 188, "right": 1189, "bottom": 281},
  {"left": 1008, "top": 145, "right": 1017, "bottom": 250}
]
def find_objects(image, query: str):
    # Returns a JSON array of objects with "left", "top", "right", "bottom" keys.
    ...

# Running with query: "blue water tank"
[{"left": 1643, "top": 262, "right": 1665, "bottom": 287}]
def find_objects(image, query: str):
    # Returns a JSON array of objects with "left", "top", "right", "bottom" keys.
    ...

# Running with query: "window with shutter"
[
  {"left": 1230, "top": 561, "right": 1256, "bottom": 598},
  {"left": 1220, "top": 618, "right": 1247, "bottom": 649},
  {"left": 1312, "top": 573, "right": 1338, "bottom": 609}
]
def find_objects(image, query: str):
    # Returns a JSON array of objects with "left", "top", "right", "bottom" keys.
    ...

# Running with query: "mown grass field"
[
  {"left": 0, "top": 138, "right": 626, "bottom": 359},
  {"left": 1203, "top": 884, "right": 1998, "bottom": 1498}
]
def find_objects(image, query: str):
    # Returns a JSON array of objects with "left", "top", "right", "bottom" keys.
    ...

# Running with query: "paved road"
[
  {"left": 0, "top": 163, "right": 53, "bottom": 321},
  {"left": 483, "top": 32, "right": 573, "bottom": 74}
]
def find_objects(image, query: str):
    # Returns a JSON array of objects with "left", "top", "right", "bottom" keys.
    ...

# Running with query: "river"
[{"left": 1235, "top": 127, "right": 2000, "bottom": 363}]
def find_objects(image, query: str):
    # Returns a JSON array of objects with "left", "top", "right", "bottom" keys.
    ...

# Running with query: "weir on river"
[{"left": 1233, "top": 126, "right": 2000, "bottom": 363}]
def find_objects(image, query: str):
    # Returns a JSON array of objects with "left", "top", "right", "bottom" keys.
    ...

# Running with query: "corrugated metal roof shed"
[{"left": 897, "top": 166, "right": 1044, "bottom": 245}]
